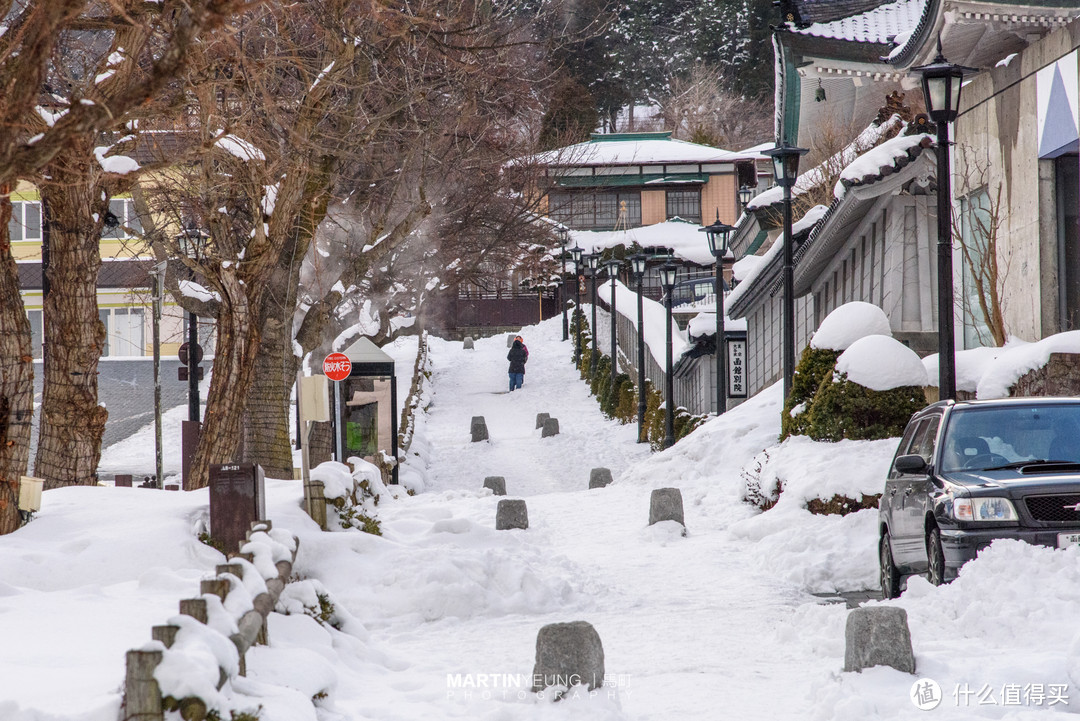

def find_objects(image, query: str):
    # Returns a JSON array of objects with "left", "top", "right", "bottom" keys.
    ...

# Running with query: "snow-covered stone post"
[
  {"left": 471, "top": 416, "right": 489, "bottom": 442},
  {"left": 844, "top": 607, "right": 915, "bottom": 674},
  {"left": 463, "top": 337, "right": 474, "bottom": 349},
  {"left": 541, "top": 418, "right": 560, "bottom": 437},
  {"left": 496, "top": 499, "right": 528, "bottom": 529},
  {"left": 649, "top": 488, "right": 684, "bottom": 527},
  {"left": 531, "top": 621, "right": 605, "bottom": 695},
  {"left": 535, "top": 412, "right": 550, "bottom": 429},
  {"left": 483, "top": 476, "right": 507, "bottom": 496},
  {"left": 589, "top": 468, "right": 613, "bottom": 489}
]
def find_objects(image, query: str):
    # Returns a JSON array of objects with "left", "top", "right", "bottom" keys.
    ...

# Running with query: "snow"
[
  {"left": 215, "top": 134, "right": 266, "bottom": 162},
  {"left": 11, "top": 317, "right": 1080, "bottom": 720},
  {"left": 731, "top": 253, "right": 764, "bottom": 282},
  {"left": 997, "top": 53, "right": 1019, "bottom": 68},
  {"left": 835, "top": 132, "right": 932, "bottom": 199},
  {"left": 178, "top": 279, "right": 221, "bottom": 303},
  {"left": 35, "top": 106, "right": 68, "bottom": 127},
  {"left": 811, "top": 301, "right": 893, "bottom": 351},
  {"left": 923, "top": 345, "right": 1009, "bottom": 392},
  {"left": 93, "top": 146, "right": 141, "bottom": 175},
  {"left": 567, "top": 220, "right": 716, "bottom": 266},
  {"left": 791, "top": 0, "right": 925, "bottom": 45},
  {"left": 977, "top": 331, "right": 1080, "bottom": 399},
  {"left": 532, "top": 135, "right": 743, "bottom": 167},
  {"left": 835, "top": 335, "right": 928, "bottom": 391},
  {"left": 598, "top": 279, "right": 688, "bottom": 365}
]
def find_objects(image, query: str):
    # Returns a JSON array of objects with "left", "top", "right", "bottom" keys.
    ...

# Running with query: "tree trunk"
[
  {"left": 35, "top": 154, "right": 110, "bottom": 489},
  {"left": 309, "top": 420, "right": 332, "bottom": 466},
  {"left": 243, "top": 315, "right": 298, "bottom": 479},
  {"left": 0, "top": 194, "right": 35, "bottom": 534},
  {"left": 187, "top": 277, "right": 261, "bottom": 490}
]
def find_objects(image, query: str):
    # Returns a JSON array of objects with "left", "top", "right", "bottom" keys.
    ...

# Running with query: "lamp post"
[
  {"left": 559, "top": 227, "right": 570, "bottom": 341},
  {"left": 914, "top": 45, "right": 975, "bottom": 402},
  {"left": 631, "top": 254, "right": 648, "bottom": 442},
  {"left": 658, "top": 262, "right": 678, "bottom": 449},
  {"left": 738, "top": 184, "right": 754, "bottom": 210},
  {"left": 606, "top": 258, "right": 620, "bottom": 398},
  {"left": 177, "top": 228, "right": 207, "bottom": 424},
  {"left": 763, "top": 142, "right": 808, "bottom": 401},
  {"left": 587, "top": 252, "right": 600, "bottom": 377},
  {"left": 700, "top": 212, "right": 735, "bottom": 415},
  {"left": 571, "top": 245, "right": 583, "bottom": 364}
]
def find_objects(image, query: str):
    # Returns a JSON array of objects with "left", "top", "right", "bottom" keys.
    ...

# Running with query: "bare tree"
[
  {"left": 954, "top": 144, "right": 1009, "bottom": 346},
  {"left": 0, "top": 0, "right": 244, "bottom": 532},
  {"left": 659, "top": 63, "right": 772, "bottom": 150}
]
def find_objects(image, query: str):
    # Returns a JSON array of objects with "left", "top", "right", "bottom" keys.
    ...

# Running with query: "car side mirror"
[{"left": 894, "top": 454, "right": 928, "bottom": 475}]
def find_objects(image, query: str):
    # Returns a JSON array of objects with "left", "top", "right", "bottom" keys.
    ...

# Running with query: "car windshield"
[{"left": 940, "top": 403, "right": 1080, "bottom": 472}]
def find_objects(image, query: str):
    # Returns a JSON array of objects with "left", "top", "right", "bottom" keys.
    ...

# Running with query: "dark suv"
[{"left": 880, "top": 397, "right": 1080, "bottom": 598}]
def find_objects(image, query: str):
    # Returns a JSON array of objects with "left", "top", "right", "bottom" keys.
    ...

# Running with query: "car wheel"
[
  {"left": 880, "top": 532, "right": 902, "bottom": 599},
  {"left": 927, "top": 527, "right": 946, "bottom": 586}
]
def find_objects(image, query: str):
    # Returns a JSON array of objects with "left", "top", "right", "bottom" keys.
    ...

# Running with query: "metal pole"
[
  {"left": 664, "top": 289, "right": 675, "bottom": 449},
  {"left": 936, "top": 121, "right": 956, "bottom": 401},
  {"left": 609, "top": 266, "right": 618, "bottom": 398},
  {"left": 151, "top": 263, "right": 165, "bottom": 487},
  {"left": 590, "top": 270, "right": 598, "bottom": 377},
  {"left": 562, "top": 254, "right": 569, "bottom": 341},
  {"left": 187, "top": 308, "right": 199, "bottom": 422},
  {"left": 782, "top": 182, "right": 796, "bottom": 401},
  {"left": 333, "top": 379, "right": 343, "bottom": 461},
  {"left": 573, "top": 268, "right": 582, "bottom": 364},
  {"left": 636, "top": 273, "right": 646, "bottom": 442},
  {"left": 715, "top": 259, "right": 727, "bottom": 415}
]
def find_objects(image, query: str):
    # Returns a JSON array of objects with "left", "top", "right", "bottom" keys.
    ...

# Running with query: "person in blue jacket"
[{"left": 507, "top": 336, "right": 528, "bottom": 391}]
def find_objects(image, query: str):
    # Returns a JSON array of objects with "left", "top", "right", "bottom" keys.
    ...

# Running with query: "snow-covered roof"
[
  {"left": 534, "top": 132, "right": 743, "bottom": 167},
  {"left": 789, "top": 0, "right": 925, "bottom": 46},
  {"left": 567, "top": 219, "right": 715, "bottom": 266},
  {"left": 834, "top": 132, "right": 933, "bottom": 199}
]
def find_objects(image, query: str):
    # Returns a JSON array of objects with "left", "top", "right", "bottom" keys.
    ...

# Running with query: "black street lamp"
[
  {"left": 570, "top": 245, "right": 584, "bottom": 364},
  {"left": 700, "top": 212, "right": 735, "bottom": 415},
  {"left": 738, "top": 184, "right": 754, "bottom": 209},
  {"left": 558, "top": 227, "right": 570, "bottom": 341},
  {"left": 587, "top": 252, "right": 600, "bottom": 377},
  {"left": 177, "top": 228, "right": 207, "bottom": 424},
  {"left": 763, "top": 142, "right": 808, "bottom": 402},
  {"left": 914, "top": 45, "right": 975, "bottom": 402},
  {"left": 658, "top": 261, "right": 678, "bottom": 449},
  {"left": 606, "top": 258, "right": 620, "bottom": 398},
  {"left": 630, "top": 254, "right": 648, "bottom": 442}
]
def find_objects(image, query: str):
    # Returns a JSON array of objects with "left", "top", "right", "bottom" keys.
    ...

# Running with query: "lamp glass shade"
[
  {"left": 738, "top": 185, "right": 753, "bottom": 206},
  {"left": 570, "top": 246, "right": 583, "bottom": 263},
  {"left": 630, "top": 254, "right": 647, "bottom": 276},
  {"left": 771, "top": 154, "right": 785, "bottom": 185},
  {"left": 586, "top": 253, "right": 599, "bottom": 270},
  {"left": 658, "top": 264, "right": 678, "bottom": 289},
  {"left": 913, "top": 51, "right": 973, "bottom": 124}
]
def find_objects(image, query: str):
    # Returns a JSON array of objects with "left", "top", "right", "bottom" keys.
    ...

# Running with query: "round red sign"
[{"left": 323, "top": 352, "right": 352, "bottom": 381}]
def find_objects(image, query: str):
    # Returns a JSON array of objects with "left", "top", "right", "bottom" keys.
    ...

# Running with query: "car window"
[
  {"left": 889, "top": 416, "right": 929, "bottom": 479},
  {"left": 910, "top": 415, "right": 941, "bottom": 462},
  {"left": 941, "top": 403, "right": 1080, "bottom": 472}
]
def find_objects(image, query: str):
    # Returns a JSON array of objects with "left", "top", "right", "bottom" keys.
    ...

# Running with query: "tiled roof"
[
  {"left": 783, "top": 0, "right": 898, "bottom": 26},
  {"left": 789, "top": 0, "right": 926, "bottom": 45}
]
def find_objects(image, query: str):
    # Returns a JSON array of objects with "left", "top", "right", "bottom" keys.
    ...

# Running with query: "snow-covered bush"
[
  {"left": 782, "top": 346, "right": 840, "bottom": 440},
  {"left": 807, "top": 336, "right": 927, "bottom": 442}
]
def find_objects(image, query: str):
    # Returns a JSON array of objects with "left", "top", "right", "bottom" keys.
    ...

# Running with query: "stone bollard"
[
  {"left": 541, "top": 418, "right": 560, "bottom": 438},
  {"left": 589, "top": 468, "right": 613, "bottom": 489},
  {"left": 496, "top": 499, "right": 528, "bottom": 530},
  {"left": 649, "top": 488, "right": 685, "bottom": 527},
  {"left": 463, "top": 336, "right": 475, "bottom": 350},
  {"left": 531, "top": 621, "right": 605, "bottom": 694},
  {"left": 483, "top": 476, "right": 507, "bottom": 496},
  {"left": 471, "top": 416, "right": 489, "bottom": 442},
  {"left": 535, "top": 412, "right": 550, "bottom": 429},
  {"left": 844, "top": 606, "right": 916, "bottom": 674}
]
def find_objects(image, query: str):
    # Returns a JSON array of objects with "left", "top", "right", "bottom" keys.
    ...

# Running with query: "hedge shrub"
[
  {"left": 781, "top": 346, "right": 840, "bottom": 440},
  {"left": 807, "top": 370, "right": 925, "bottom": 442}
]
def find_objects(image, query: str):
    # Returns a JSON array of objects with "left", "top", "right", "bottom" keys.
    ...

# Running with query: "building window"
[
  {"left": 99, "top": 307, "right": 146, "bottom": 356},
  {"left": 548, "top": 190, "right": 642, "bottom": 230},
  {"left": 960, "top": 189, "right": 994, "bottom": 347},
  {"left": 665, "top": 190, "right": 701, "bottom": 223},
  {"left": 27, "top": 310, "right": 43, "bottom": 359},
  {"left": 103, "top": 198, "right": 143, "bottom": 239},
  {"left": 8, "top": 201, "right": 41, "bottom": 241},
  {"left": 1057, "top": 155, "right": 1080, "bottom": 330}
]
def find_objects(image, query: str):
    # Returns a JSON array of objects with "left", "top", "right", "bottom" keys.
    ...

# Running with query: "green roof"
[
  {"left": 554, "top": 173, "right": 707, "bottom": 188},
  {"left": 589, "top": 132, "right": 674, "bottom": 142}
]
